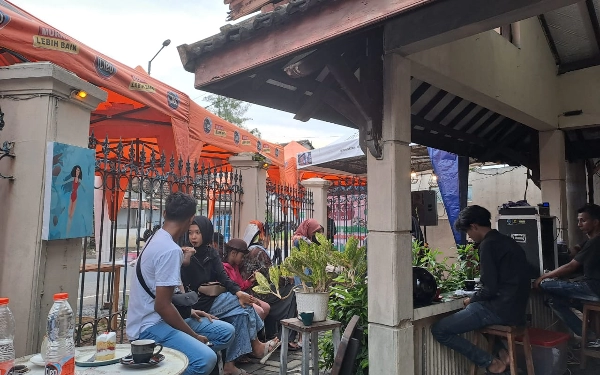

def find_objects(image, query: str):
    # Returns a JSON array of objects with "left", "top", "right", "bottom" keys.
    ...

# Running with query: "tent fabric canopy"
[{"left": 0, "top": 0, "right": 284, "bottom": 167}]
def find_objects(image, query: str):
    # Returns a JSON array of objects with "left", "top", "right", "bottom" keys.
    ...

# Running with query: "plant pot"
[{"left": 296, "top": 291, "right": 329, "bottom": 322}]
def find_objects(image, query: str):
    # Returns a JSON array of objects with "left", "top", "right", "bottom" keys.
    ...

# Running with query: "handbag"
[
  {"left": 197, "top": 282, "right": 226, "bottom": 297},
  {"left": 136, "top": 235, "right": 199, "bottom": 319}
]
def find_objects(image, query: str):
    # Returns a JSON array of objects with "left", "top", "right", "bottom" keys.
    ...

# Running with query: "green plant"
[
  {"left": 252, "top": 265, "right": 294, "bottom": 299},
  {"left": 281, "top": 232, "right": 342, "bottom": 293},
  {"left": 412, "top": 241, "right": 481, "bottom": 293},
  {"left": 319, "top": 237, "right": 368, "bottom": 374},
  {"left": 457, "top": 243, "right": 480, "bottom": 280}
]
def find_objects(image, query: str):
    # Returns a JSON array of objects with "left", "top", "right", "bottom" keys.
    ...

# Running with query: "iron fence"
[
  {"left": 76, "top": 134, "right": 243, "bottom": 346},
  {"left": 265, "top": 180, "right": 314, "bottom": 264},
  {"left": 327, "top": 177, "right": 368, "bottom": 250}
]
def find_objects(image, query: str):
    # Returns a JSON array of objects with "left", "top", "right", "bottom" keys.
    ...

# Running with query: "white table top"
[{"left": 16, "top": 344, "right": 188, "bottom": 375}]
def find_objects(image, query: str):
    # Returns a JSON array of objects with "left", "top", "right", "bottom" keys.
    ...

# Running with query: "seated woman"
[
  {"left": 181, "top": 216, "right": 279, "bottom": 375},
  {"left": 241, "top": 221, "right": 300, "bottom": 351},
  {"left": 222, "top": 238, "right": 271, "bottom": 320}
]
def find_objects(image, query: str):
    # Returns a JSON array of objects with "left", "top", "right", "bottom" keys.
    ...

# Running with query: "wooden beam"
[
  {"left": 227, "top": 0, "right": 274, "bottom": 21},
  {"left": 284, "top": 50, "right": 328, "bottom": 78},
  {"left": 580, "top": 1, "right": 600, "bottom": 55},
  {"left": 294, "top": 75, "right": 333, "bottom": 122},
  {"left": 321, "top": 87, "right": 368, "bottom": 128},
  {"left": 326, "top": 55, "right": 374, "bottom": 123},
  {"left": 184, "top": 0, "right": 432, "bottom": 84},
  {"left": 385, "top": 0, "right": 580, "bottom": 54}
]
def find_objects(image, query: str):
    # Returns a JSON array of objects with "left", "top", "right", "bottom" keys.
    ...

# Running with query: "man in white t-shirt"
[{"left": 126, "top": 192, "right": 234, "bottom": 374}]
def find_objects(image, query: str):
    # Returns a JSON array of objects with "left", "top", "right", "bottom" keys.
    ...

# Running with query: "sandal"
[
  {"left": 235, "top": 355, "right": 252, "bottom": 364},
  {"left": 259, "top": 339, "right": 281, "bottom": 364},
  {"left": 288, "top": 342, "right": 301, "bottom": 351}
]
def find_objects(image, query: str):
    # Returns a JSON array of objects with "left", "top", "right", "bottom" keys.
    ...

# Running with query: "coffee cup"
[
  {"left": 131, "top": 339, "right": 163, "bottom": 364},
  {"left": 464, "top": 280, "right": 476, "bottom": 291},
  {"left": 298, "top": 311, "right": 314, "bottom": 326}
]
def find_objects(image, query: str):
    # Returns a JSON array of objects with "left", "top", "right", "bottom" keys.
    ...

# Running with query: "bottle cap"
[
  {"left": 53, "top": 293, "right": 69, "bottom": 300},
  {"left": 0, "top": 298, "right": 8, "bottom": 305}
]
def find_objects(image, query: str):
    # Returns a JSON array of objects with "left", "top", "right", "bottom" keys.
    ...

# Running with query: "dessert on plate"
[{"left": 96, "top": 332, "right": 116, "bottom": 361}]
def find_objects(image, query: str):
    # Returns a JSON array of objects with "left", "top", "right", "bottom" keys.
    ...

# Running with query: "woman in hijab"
[
  {"left": 181, "top": 216, "right": 280, "bottom": 375},
  {"left": 240, "top": 221, "right": 301, "bottom": 351},
  {"left": 292, "top": 218, "right": 324, "bottom": 247}
]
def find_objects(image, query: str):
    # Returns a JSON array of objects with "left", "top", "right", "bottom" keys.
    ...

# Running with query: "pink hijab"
[{"left": 294, "top": 219, "right": 323, "bottom": 238}]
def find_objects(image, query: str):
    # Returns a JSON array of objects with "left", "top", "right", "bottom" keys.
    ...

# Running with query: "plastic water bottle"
[
  {"left": 45, "top": 293, "right": 74, "bottom": 375},
  {"left": 0, "top": 298, "right": 15, "bottom": 375}
]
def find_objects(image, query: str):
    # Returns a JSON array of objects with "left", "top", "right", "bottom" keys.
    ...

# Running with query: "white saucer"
[
  {"left": 30, "top": 350, "right": 81, "bottom": 367},
  {"left": 30, "top": 354, "right": 44, "bottom": 367}
]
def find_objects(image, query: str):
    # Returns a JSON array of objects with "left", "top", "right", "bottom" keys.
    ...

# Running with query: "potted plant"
[{"left": 253, "top": 232, "right": 343, "bottom": 322}]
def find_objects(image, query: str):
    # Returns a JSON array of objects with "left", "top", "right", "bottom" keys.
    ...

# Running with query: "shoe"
[{"left": 587, "top": 339, "right": 600, "bottom": 348}]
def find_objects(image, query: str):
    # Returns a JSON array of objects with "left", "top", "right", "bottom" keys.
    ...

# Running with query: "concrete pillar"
[
  {"left": 0, "top": 62, "right": 106, "bottom": 356},
  {"left": 367, "top": 53, "right": 414, "bottom": 375},
  {"left": 566, "top": 160, "right": 587, "bottom": 245},
  {"left": 300, "top": 178, "right": 331, "bottom": 235},
  {"left": 539, "top": 130, "right": 568, "bottom": 243},
  {"left": 229, "top": 153, "right": 268, "bottom": 236}
]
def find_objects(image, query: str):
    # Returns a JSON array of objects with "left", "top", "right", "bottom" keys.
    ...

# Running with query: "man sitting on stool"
[
  {"left": 535, "top": 203, "right": 600, "bottom": 347},
  {"left": 431, "top": 205, "right": 530, "bottom": 374}
]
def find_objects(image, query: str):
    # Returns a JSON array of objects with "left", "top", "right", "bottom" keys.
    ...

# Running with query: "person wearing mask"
[
  {"left": 535, "top": 203, "right": 600, "bottom": 347},
  {"left": 181, "top": 216, "right": 280, "bottom": 374},
  {"left": 431, "top": 205, "right": 530, "bottom": 374},
  {"left": 126, "top": 193, "right": 235, "bottom": 375}
]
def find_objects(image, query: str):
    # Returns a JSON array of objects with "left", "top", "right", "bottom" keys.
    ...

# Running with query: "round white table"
[{"left": 15, "top": 344, "right": 188, "bottom": 375}]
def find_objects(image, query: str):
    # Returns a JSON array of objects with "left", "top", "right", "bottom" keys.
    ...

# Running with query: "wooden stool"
[
  {"left": 280, "top": 318, "right": 342, "bottom": 375},
  {"left": 468, "top": 325, "right": 535, "bottom": 375},
  {"left": 580, "top": 301, "right": 600, "bottom": 369}
]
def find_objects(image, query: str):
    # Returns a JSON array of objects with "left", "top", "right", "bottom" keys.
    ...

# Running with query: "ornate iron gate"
[
  {"left": 327, "top": 178, "right": 367, "bottom": 250},
  {"left": 265, "top": 180, "right": 314, "bottom": 264},
  {"left": 76, "top": 135, "right": 243, "bottom": 345}
]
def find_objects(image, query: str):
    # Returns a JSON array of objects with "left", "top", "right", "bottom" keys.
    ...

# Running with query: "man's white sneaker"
[{"left": 587, "top": 339, "right": 600, "bottom": 348}]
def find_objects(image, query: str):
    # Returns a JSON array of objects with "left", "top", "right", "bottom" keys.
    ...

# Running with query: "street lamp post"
[{"left": 148, "top": 39, "right": 171, "bottom": 76}]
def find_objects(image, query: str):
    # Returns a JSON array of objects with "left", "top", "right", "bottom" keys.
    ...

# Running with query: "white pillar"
[
  {"left": 0, "top": 63, "right": 107, "bottom": 356},
  {"left": 229, "top": 153, "right": 268, "bottom": 236},
  {"left": 367, "top": 53, "right": 414, "bottom": 375},
  {"left": 300, "top": 178, "right": 331, "bottom": 235},
  {"left": 566, "top": 160, "right": 587, "bottom": 245},
  {"left": 539, "top": 130, "right": 569, "bottom": 243}
]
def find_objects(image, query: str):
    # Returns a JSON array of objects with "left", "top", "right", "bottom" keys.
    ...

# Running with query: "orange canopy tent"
[
  {"left": 0, "top": 1, "right": 285, "bottom": 219},
  {"left": 0, "top": 0, "right": 284, "bottom": 165}
]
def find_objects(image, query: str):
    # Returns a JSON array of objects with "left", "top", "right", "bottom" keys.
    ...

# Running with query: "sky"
[{"left": 10, "top": 0, "right": 357, "bottom": 148}]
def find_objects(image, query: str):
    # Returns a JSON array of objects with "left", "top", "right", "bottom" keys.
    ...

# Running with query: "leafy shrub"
[{"left": 319, "top": 237, "right": 368, "bottom": 374}]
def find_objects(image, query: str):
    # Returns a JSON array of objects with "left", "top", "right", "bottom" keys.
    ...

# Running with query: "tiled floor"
[{"left": 237, "top": 347, "right": 309, "bottom": 374}]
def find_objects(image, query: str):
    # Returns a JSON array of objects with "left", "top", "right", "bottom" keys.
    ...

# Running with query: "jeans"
[
  {"left": 139, "top": 318, "right": 235, "bottom": 375},
  {"left": 431, "top": 302, "right": 506, "bottom": 368},
  {"left": 540, "top": 278, "right": 600, "bottom": 336}
]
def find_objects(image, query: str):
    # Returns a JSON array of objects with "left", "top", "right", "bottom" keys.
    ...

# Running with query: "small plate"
[
  {"left": 75, "top": 347, "right": 130, "bottom": 367},
  {"left": 120, "top": 353, "right": 165, "bottom": 367},
  {"left": 29, "top": 354, "right": 44, "bottom": 367}
]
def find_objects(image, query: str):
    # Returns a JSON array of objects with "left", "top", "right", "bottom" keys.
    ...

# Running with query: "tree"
[{"left": 204, "top": 95, "right": 261, "bottom": 138}]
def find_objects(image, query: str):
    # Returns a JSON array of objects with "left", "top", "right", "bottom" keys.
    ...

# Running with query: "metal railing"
[
  {"left": 265, "top": 180, "right": 314, "bottom": 264},
  {"left": 76, "top": 134, "right": 243, "bottom": 345},
  {"left": 327, "top": 177, "right": 368, "bottom": 250}
]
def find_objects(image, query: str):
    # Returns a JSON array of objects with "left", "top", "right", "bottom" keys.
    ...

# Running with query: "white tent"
[
  {"left": 296, "top": 133, "right": 421, "bottom": 175},
  {"left": 297, "top": 137, "right": 366, "bottom": 176}
]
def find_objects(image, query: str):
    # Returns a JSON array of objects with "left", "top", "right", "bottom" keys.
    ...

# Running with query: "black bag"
[{"left": 136, "top": 236, "right": 198, "bottom": 319}]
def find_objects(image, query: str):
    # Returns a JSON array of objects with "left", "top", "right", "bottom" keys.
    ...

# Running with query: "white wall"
[{"left": 411, "top": 166, "right": 542, "bottom": 256}]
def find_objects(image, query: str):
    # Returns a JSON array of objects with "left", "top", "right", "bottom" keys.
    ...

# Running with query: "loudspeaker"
[
  {"left": 497, "top": 215, "right": 558, "bottom": 278},
  {"left": 411, "top": 190, "right": 438, "bottom": 227}
]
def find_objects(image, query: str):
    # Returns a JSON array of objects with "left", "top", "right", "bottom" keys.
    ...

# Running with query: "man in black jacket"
[{"left": 431, "top": 205, "right": 530, "bottom": 374}]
